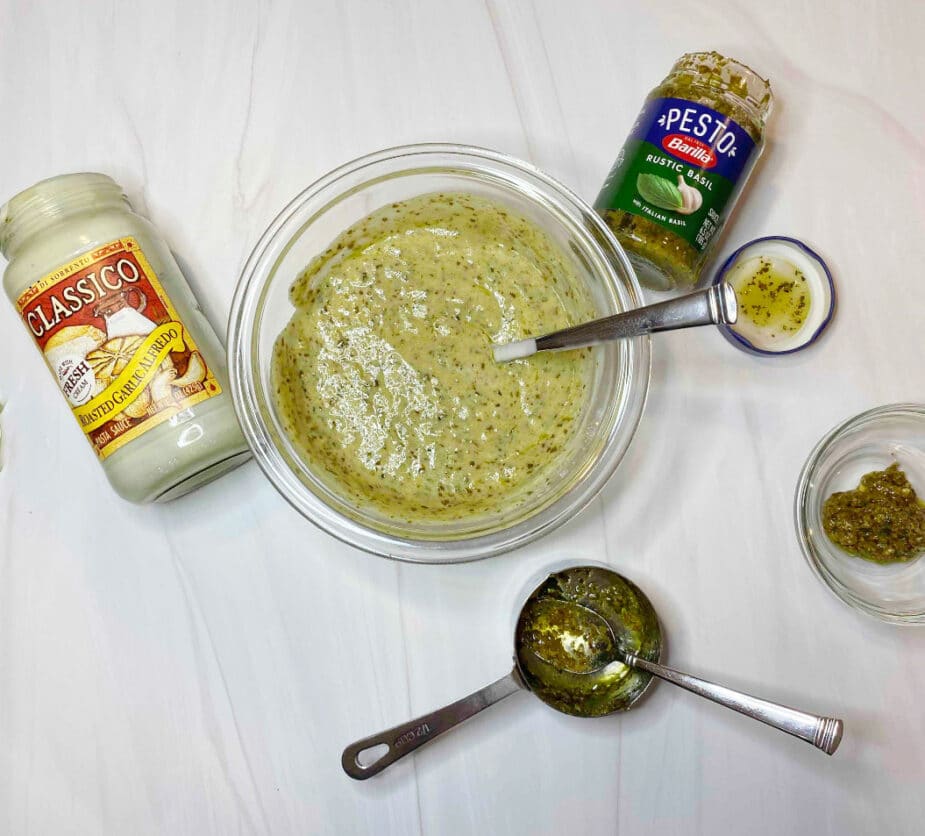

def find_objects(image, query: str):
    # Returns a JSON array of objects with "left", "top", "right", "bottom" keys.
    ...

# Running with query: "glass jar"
[
  {"left": 0, "top": 173, "right": 251, "bottom": 502},
  {"left": 595, "top": 52, "right": 773, "bottom": 291}
]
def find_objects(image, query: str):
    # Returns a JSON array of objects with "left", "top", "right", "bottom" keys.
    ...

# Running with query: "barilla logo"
[
  {"left": 661, "top": 134, "right": 716, "bottom": 168},
  {"left": 656, "top": 105, "right": 740, "bottom": 163}
]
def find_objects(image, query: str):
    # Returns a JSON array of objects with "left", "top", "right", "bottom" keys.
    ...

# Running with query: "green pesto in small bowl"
[{"left": 822, "top": 463, "right": 925, "bottom": 564}]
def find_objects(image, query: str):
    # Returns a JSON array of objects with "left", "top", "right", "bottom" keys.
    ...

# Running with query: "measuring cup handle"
[
  {"left": 624, "top": 653, "right": 844, "bottom": 755},
  {"left": 341, "top": 669, "right": 524, "bottom": 780}
]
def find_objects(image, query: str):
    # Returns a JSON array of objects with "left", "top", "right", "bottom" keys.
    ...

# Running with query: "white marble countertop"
[{"left": 2, "top": 1, "right": 925, "bottom": 833}]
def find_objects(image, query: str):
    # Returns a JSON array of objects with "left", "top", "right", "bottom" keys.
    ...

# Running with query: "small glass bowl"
[
  {"left": 795, "top": 404, "right": 925, "bottom": 623},
  {"left": 228, "top": 144, "right": 650, "bottom": 562}
]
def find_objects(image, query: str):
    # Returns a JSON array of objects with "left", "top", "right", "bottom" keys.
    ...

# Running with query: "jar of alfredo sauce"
[{"left": 0, "top": 173, "right": 250, "bottom": 502}]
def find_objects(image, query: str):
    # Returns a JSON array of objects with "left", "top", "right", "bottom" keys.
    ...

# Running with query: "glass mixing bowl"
[
  {"left": 228, "top": 144, "right": 650, "bottom": 562},
  {"left": 795, "top": 404, "right": 925, "bottom": 623}
]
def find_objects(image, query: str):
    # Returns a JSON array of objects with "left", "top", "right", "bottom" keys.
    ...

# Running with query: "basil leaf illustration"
[{"left": 636, "top": 173, "right": 683, "bottom": 211}]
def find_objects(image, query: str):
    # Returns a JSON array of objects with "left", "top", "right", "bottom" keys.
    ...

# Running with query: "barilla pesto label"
[
  {"left": 15, "top": 237, "right": 221, "bottom": 459},
  {"left": 595, "top": 97, "right": 758, "bottom": 252}
]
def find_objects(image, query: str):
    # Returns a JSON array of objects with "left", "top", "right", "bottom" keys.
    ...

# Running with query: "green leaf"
[{"left": 636, "top": 173, "right": 683, "bottom": 211}]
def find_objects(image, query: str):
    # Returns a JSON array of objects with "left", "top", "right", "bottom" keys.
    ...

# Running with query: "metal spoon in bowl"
[
  {"left": 607, "top": 651, "right": 843, "bottom": 752},
  {"left": 341, "top": 566, "right": 843, "bottom": 780},
  {"left": 493, "top": 282, "right": 737, "bottom": 362},
  {"left": 519, "top": 640, "right": 844, "bottom": 757}
]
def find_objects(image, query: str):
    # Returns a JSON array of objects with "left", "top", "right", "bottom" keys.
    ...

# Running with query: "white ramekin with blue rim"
[{"left": 712, "top": 235, "right": 836, "bottom": 356}]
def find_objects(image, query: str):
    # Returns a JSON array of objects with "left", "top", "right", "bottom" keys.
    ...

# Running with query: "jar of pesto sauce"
[
  {"left": 595, "top": 52, "right": 773, "bottom": 291},
  {"left": 0, "top": 173, "right": 250, "bottom": 502}
]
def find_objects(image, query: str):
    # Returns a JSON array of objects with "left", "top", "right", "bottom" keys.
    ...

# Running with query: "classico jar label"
[{"left": 15, "top": 237, "right": 221, "bottom": 458}]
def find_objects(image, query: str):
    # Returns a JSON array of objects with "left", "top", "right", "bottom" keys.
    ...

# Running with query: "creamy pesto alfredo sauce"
[{"left": 271, "top": 193, "right": 595, "bottom": 523}]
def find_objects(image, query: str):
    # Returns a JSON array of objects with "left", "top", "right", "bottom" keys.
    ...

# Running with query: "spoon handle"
[
  {"left": 342, "top": 670, "right": 524, "bottom": 780},
  {"left": 535, "top": 282, "right": 737, "bottom": 352},
  {"left": 624, "top": 653, "right": 843, "bottom": 755}
]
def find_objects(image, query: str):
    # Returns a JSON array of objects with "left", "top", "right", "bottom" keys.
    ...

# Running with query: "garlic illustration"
[
  {"left": 676, "top": 176, "right": 703, "bottom": 215},
  {"left": 122, "top": 387, "right": 152, "bottom": 420},
  {"left": 149, "top": 362, "right": 178, "bottom": 403},
  {"left": 170, "top": 351, "right": 207, "bottom": 388}
]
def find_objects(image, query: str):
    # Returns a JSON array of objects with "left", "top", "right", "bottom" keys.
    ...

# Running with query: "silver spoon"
[
  {"left": 613, "top": 652, "right": 843, "bottom": 754},
  {"left": 493, "top": 282, "right": 737, "bottom": 362},
  {"left": 342, "top": 566, "right": 842, "bottom": 780},
  {"left": 518, "top": 639, "right": 844, "bottom": 756}
]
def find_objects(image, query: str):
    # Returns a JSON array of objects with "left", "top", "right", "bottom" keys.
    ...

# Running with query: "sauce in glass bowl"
[
  {"left": 271, "top": 192, "right": 596, "bottom": 524},
  {"left": 228, "top": 143, "right": 650, "bottom": 561}
]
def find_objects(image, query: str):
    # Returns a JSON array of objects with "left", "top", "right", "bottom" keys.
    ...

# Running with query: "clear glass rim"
[
  {"left": 663, "top": 51, "right": 773, "bottom": 126},
  {"left": 0, "top": 172, "right": 125, "bottom": 259},
  {"left": 228, "top": 142, "right": 651, "bottom": 563},
  {"left": 794, "top": 402, "right": 925, "bottom": 624}
]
